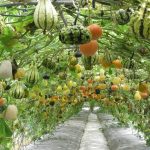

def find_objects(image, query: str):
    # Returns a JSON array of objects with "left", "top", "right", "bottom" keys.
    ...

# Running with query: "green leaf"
[
  {"left": 4, "top": 123, "right": 12, "bottom": 137},
  {"left": 0, "top": 25, "right": 18, "bottom": 49},
  {"left": 0, "top": 119, "right": 6, "bottom": 138},
  {"left": 0, "top": 118, "right": 12, "bottom": 138}
]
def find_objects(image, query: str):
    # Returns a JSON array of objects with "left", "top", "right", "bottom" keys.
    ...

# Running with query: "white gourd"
[
  {"left": 4, "top": 105, "right": 18, "bottom": 121},
  {"left": 0, "top": 60, "right": 12, "bottom": 79},
  {"left": 34, "top": 0, "right": 58, "bottom": 31}
]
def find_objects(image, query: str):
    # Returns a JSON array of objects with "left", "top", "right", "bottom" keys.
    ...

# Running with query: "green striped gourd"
[
  {"left": 103, "top": 51, "right": 114, "bottom": 64},
  {"left": 82, "top": 55, "right": 99, "bottom": 70},
  {"left": 26, "top": 65, "right": 39, "bottom": 84},
  {"left": 123, "top": 58, "right": 137, "bottom": 70},
  {"left": 34, "top": 0, "right": 58, "bottom": 31},
  {"left": 59, "top": 25, "right": 92, "bottom": 44},
  {"left": 130, "top": 1, "right": 150, "bottom": 39},
  {"left": 10, "top": 81, "right": 27, "bottom": 99}
]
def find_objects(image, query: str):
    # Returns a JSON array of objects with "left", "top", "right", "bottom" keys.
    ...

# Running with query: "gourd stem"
[
  {"left": 59, "top": 8, "right": 67, "bottom": 26},
  {"left": 74, "top": 10, "right": 80, "bottom": 25},
  {"left": 92, "top": 0, "right": 96, "bottom": 8}
]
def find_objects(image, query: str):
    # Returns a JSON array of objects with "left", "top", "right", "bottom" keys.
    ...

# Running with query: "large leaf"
[{"left": 0, "top": 118, "right": 12, "bottom": 138}]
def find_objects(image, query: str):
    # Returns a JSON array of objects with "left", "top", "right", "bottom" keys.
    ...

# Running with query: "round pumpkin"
[
  {"left": 79, "top": 40, "right": 98, "bottom": 56},
  {"left": 87, "top": 24, "right": 102, "bottom": 40}
]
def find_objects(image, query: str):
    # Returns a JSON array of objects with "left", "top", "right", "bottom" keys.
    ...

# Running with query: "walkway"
[
  {"left": 23, "top": 106, "right": 150, "bottom": 150},
  {"left": 79, "top": 113, "right": 109, "bottom": 150}
]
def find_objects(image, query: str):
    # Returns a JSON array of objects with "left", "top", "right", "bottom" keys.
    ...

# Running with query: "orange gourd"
[
  {"left": 0, "top": 98, "right": 5, "bottom": 106},
  {"left": 112, "top": 59, "right": 122, "bottom": 69},
  {"left": 140, "top": 92, "right": 149, "bottom": 99},
  {"left": 87, "top": 79, "right": 93, "bottom": 84},
  {"left": 111, "top": 85, "right": 119, "bottom": 91},
  {"left": 87, "top": 24, "right": 102, "bottom": 40},
  {"left": 79, "top": 40, "right": 98, "bottom": 56},
  {"left": 80, "top": 86, "right": 86, "bottom": 91}
]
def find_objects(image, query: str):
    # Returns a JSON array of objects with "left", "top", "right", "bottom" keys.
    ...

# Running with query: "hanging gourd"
[
  {"left": 34, "top": 0, "right": 58, "bottom": 31},
  {"left": 15, "top": 68, "right": 26, "bottom": 79},
  {"left": 138, "top": 82, "right": 148, "bottom": 93},
  {"left": 123, "top": 58, "right": 137, "bottom": 70},
  {"left": 130, "top": 1, "right": 150, "bottom": 39},
  {"left": 10, "top": 81, "right": 28, "bottom": 99},
  {"left": 87, "top": 24, "right": 103, "bottom": 40},
  {"left": 99, "top": 55, "right": 112, "bottom": 68},
  {"left": 112, "top": 59, "right": 122, "bottom": 69},
  {"left": 134, "top": 91, "right": 142, "bottom": 100},
  {"left": 104, "top": 51, "right": 114, "bottom": 64},
  {"left": 0, "top": 60, "right": 12, "bottom": 79},
  {"left": 26, "top": 65, "right": 40, "bottom": 84},
  {"left": 112, "top": 77, "right": 122, "bottom": 85},
  {"left": 59, "top": 25, "right": 92, "bottom": 44},
  {"left": 4, "top": 105, "right": 18, "bottom": 121},
  {"left": 68, "top": 56, "right": 78, "bottom": 66},
  {"left": 82, "top": 55, "right": 99, "bottom": 70},
  {"left": 79, "top": 40, "right": 98, "bottom": 56},
  {"left": 115, "top": 8, "right": 133, "bottom": 25},
  {"left": 42, "top": 58, "right": 56, "bottom": 70}
]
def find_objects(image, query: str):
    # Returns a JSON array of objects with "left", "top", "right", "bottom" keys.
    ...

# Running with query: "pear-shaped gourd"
[{"left": 34, "top": 0, "right": 58, "bottom": 31}]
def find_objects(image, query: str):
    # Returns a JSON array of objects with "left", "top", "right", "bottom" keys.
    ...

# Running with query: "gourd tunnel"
[{"left": 0, "top": 0, "right": 150, "bottom": 150}]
